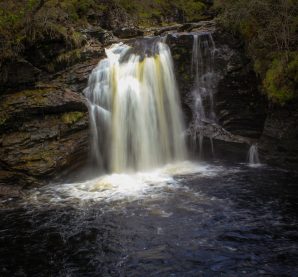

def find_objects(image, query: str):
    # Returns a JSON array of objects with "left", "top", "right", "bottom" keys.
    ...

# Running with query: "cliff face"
[
  {"left": 0, "top": 12, "right": 296, "bottom": 192},
  {"left": 0, "top": 42, "right": 105, "bottom": 192},
  {"left": 259, "top": 101, "right": 298, "bottom": 170},
  {"left": 166, "top": 24, "right": 267, "bottom": 140}
]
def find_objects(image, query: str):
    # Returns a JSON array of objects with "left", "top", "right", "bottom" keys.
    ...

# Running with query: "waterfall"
[
  {"left": 191, "top": 33, "right": 216, "bottom": 123},
  {"left": 84, "top": 39, "right": 187, "bottom": 173},
  {"left": 248, "top": 144, "right": 260, "bottom": 165},
  {"left": 190, "top": 33, "right": 218, "bottom": 156}
]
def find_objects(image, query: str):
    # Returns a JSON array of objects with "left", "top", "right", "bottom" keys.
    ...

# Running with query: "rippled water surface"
[{"left": 1, "top": 161, "right": 298, "bottom": 276}]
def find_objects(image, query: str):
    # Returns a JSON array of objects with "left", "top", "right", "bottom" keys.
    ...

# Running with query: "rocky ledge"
[
  {"left": 0, "top": 86, "right": 89, "bottom": 192},
  {"left": 0, "top": 20, "right": 296, "bottom": 193}
]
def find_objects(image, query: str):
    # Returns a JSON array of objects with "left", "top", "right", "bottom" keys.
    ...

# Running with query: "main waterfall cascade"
[
  {"left": 190, "top": 33, "right": 219, "bottom": 156},
  {"left": 84, "top": 38, "right": 187, "bottom": 173}
]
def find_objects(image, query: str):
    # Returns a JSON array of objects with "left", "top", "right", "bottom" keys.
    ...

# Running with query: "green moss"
[
  {"left": 1, "top": 88, "right": 52, "bottom": 109},
  {"left": 0, "top": 112, "right": 8, "bottom": 126},
  {"left": 178, "top": 1, "right": 206, "bottom": 22},
  {"left": 173, "top": 53, "right": 181, "bottom": 60},
  {"left": 215, "top": 0, "right": 298, "bottom": 104},
  {"left": 183, "top": 73, "right": 191, "bottom": 81},
  {"left": 264, "top": 53, "right": 297, "bottom": 104},
  {"left": 61, "top": 111, "right": 85, "bottom": 125},
  {"left": 46, "top": 48, "right": 83, "bottom": 72}
]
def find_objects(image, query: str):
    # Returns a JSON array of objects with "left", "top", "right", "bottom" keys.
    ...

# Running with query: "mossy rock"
[{"left": 61, "top": 111, "right": 86, "bottom": 125}]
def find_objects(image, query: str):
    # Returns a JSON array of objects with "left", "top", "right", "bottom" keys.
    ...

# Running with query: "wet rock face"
[
  {"left": 168, "top": 27, "right": 267, "bottom": 140},
  {"left": 166, "top": 34, "right": 194, "bottom": 124},
  {"left": 259, "top": 101, "right": 298, "bottom": 170},
  {"left": 213, "top": 30, "right": 268, "bottom": 139},
  {"left": 0, "top": 87, "right": 89, "bottom": 187}
]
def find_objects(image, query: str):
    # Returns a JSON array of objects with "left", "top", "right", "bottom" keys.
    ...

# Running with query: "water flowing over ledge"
[{"left": 84, "top": 38, "right": 187, "bottom": 174}]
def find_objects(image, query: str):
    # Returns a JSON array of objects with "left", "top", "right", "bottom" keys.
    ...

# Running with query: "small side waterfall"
[
  {"left": 248, "top": 144, "right": 260, "bottom": 165},
  {"left": 191, "top": 33, "right": 216, "bottom": 122},
  {"left": 190, "top": 33, "right": 218, "bottom": 157},
  {"left": 84, "top": 39, "right": 187, "bottom": 173}
]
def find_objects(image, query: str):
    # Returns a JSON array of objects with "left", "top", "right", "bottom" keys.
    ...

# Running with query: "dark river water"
[{"left": 1, "top": 161, "right": 298, "bottom": 276}]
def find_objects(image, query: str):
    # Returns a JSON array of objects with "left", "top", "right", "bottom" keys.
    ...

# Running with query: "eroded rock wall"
[
  {"left": 259, "top": 101, "right": 298, "bottom": 170},
  {"left": 167, "top": 25, "right": 267, "bottom": 141},
  {"left": 0, "top": 86, "right": 89, "bottom": 189}
]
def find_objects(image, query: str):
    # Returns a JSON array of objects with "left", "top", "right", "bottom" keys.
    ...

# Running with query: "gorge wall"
[{"left": 0, "top": 14, "right": 297, "bottom": 192}]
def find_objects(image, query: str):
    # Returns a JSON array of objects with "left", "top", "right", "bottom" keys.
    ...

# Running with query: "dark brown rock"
[
  {"left": 213, "top": 29, "right": 268, "bottom": 139},
  {"left": 100, "top": 3, "right": 135, "bottom": 30},
  {"left": 0, "top": 87, "right": 88, "bottom": 131},
  {"left": 0, "top": 86, "right": 90, "bottom": 187},
  {"left": 259, "top": 100, "right": 298, "bottom": 170},
  {"left": 167, "top": 29, "right": 267, "bottom": 140},
  {"left": 0, "top": 59, "right": 41, "bottom": 89},
  {"left": 113, "top": 27, "right": 144, "bottom": 39}
]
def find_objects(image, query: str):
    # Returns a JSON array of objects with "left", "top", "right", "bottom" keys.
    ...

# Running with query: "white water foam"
[{"left": 28, "top": 161, "right": 225, "bottom": 205}]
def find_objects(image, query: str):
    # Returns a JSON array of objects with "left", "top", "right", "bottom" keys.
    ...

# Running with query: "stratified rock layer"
[{"left": 0, "top": 86, "right": 89, "bottom": 188}]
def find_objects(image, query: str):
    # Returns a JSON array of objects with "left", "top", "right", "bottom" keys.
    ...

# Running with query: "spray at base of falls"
[
  {"left": 84, "top": 38, "right": 187, "bottom": 173},
  {"left": 190, "top": 33, "right": 219, "bottom": 158}
]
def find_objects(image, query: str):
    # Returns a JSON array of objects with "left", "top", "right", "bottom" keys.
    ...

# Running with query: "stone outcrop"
[
  {"left": 167, "top": 24, "right": 267, "bottom": 142},
  {"left": 113, "top": 27, "right": 144, "bottom": 39},
  {"left": 0, "top": 59, "right": 41, "bottom": 88},
  {"left": 259, "top": 100, "right": 298, "bottom": 170},
  {"left": 0, "top": 28, "right": 108, "bottom": 191},
  {"left": 0, "top": 86, "right": 89, "bottom": 188},
  {"left": 212, "top": 30, "right": 268, "bottom": 139}
]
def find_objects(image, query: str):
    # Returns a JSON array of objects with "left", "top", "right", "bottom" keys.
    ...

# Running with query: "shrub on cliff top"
[
  {"left": 0, "top": 0, "right": 208, "bottom": 65},
  {"left": 214, "top": 0, "right": 298, "bottom": 104},
  {"left": 115, "top": 0, "right": 207, "bottom": 25},
  {"left": 264, "top": 53, "right": 298, "bottom": 104}
]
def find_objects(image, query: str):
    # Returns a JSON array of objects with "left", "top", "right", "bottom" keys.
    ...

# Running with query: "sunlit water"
[{"left": 1, "top": 161, "right": 298, "bottom": 276}]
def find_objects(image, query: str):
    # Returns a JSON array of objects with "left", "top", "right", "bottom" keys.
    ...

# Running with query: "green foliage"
[
  {"left": 264, "top": 53, "right": 298, "bottom": 104},
  {"left": 0, "top": 0, "right": 105, "bottom": 62},
  {"left": 0, "top": 0, "right": 208, "bottom": 69},
  {"left": 115, "top": 0, "right": 207, "bottom": 25},
  {"left": 174, "top": 0, "right": 206, "bottom": 22},
  {"left": 0, "top": 112, "right": 8, "bottom": 126},
  {"left": 214, "top": 0, "right": 298, "bottom": 104}
]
